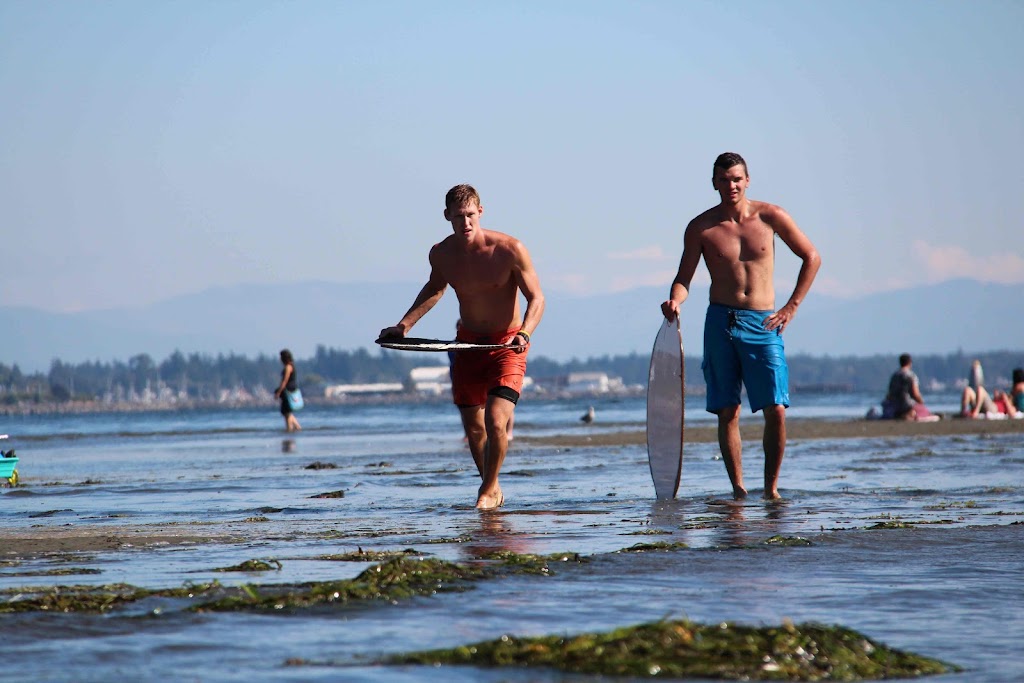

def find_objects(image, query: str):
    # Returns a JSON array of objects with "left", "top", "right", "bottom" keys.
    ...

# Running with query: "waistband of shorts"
[
  {"left": 456, "top": 325, "right": 520, "bottom": 345},
  {"left": 707, "top": 303, "right": 774, "bottom": 316}
]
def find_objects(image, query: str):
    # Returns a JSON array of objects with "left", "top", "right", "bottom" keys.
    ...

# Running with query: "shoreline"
[
  {"left": 4, "top": 416, "right": 1021, "bottom": 560},
  {"left": 518, "top": 415, "right": 1024, "bottom": 448}
]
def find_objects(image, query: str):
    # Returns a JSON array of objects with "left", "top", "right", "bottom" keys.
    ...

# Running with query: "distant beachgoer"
[
  {"left": 274, "top": 349, "right": 302, "bottom": 432},
  {"left": 989, "top": 367, "right": 1024, "bottom": 419},
  {"left": 991, "top": 389, "right": 1022, "bottom": 418},
  {"left": 1012, "top": 368, "right": 1024, "bottom": 413},
  {"left": 881, "top": 354, "right": 938, "bottom": 421},
  {"left": 960, "top": 359, "right": 998, "bottom": 418},
  {"left": 660, "top": 152, "right": 821, "bottom": 500},
  {"left": 379, "top": 184, "right": 544, "bottom": 509}
]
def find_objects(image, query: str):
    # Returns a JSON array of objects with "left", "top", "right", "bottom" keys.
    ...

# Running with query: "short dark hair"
[
  {"left": 280, "top": 349, "right": 294, "bottom": 364},
  {"left": 899, "top": 353, "right": 912, "bottom": 367},
  {"left": 1014, "top": 367, "right": 1024, "bottom": 384},
  {"left": 713, "top": 152, "right": 748, "bottom": 177}
]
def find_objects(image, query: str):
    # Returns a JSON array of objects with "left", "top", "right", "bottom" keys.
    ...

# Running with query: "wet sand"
[
  {"left": 520, "top": 415, "right": 1024, "bottom": 448},
  {"left": 1, "top": 527, "right": 244, "bottom": 558}
]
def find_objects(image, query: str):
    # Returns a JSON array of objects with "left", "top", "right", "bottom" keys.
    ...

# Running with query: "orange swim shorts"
[{"left": 450, "top": 327, "right": 529, "bottom": 407}]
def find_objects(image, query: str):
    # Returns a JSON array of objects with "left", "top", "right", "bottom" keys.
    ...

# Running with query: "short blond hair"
[{"left": 445, "top": 184, "right": 481, "bottom": 210}]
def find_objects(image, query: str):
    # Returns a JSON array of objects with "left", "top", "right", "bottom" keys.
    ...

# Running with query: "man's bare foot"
[
  {"left": 475, "top": 488, "right": 504, "bottom": 510},
  {"left": 732, "top": 486, "right": 748, "bottom": 500},
  {"left": 764, "top": 489, "right": 782, "bottom": 500}
]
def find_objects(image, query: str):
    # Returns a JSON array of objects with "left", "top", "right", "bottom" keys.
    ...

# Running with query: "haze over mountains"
[{"left": 3, "top": 279, "right": 1021, "bottom": 372}]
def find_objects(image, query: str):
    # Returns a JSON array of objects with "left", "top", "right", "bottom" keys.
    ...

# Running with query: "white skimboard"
[
  {"left": 376, "top": 337, "right": 511, "bottom": 352},
  {"left": 646, "top": 317, "right": 684, "bottom": 499}
]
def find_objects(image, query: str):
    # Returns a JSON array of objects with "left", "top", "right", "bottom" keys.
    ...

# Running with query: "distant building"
[
  {"left": 409, "top": 366, "right": 451, "bottom": 396},
  {"left": 408, "top": 366, "right": 534, "bottom": 396},
  {"left": 565, "top": 372, "right": 623, "bottom": 394},
  {"left": 324, "top": 382, "right": 404, "bottom": 398},
  {"left": 324, "top": 365, "right": 536, "bottom": 399}
]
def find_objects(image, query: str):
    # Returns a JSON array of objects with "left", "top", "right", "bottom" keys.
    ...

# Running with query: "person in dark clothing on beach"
[
  {"left": 882, "top": 353, "right": 938, "bottom": 421},
  {"left": 274, "top": 349, "right": 302, "bottom": 432}
]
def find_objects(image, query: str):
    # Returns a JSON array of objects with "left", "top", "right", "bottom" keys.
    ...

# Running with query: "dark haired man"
[
  {"left": 661, "top": 153, "right": 821, "bottom": 499},
  {"left": 379, "top": 185, "right": 545, "bottom": 509},
  {"left": 882, "top": 353, "right": 931, "bottom": 420}
]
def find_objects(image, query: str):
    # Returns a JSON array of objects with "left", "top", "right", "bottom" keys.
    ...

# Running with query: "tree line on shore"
[{"left": 1, "top": 346, "right": 1021, "bottom": 407}]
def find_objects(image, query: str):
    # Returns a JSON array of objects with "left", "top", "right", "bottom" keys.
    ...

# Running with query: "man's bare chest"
[
  {"left": 702, "top": 221, "right": 775, "bottom": 263},
  {"left": 441, "top": 252, "right": 515, "bottom": 290}
]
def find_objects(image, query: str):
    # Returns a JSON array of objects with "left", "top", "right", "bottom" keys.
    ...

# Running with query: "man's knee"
[
  {"left": 485, "top": 394, "right": 516, "bottom": 434},
  {"left": 763, "top": 404, "right": 786, "bottom": 425},
  {"left": 716, "top": 405, "right": 741, "bottom": 423},
  {"left": 459, "top": 405, "right": 485, "bottom": 429}
]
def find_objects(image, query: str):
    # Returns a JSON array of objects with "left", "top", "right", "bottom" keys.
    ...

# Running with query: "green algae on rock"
[
  {"left": 1, "top": 567, "right": 102, "bottom": 577},
  {"left": 471, "top": 550, "right": 586, "bottom": 575},
  {"left": 763, "top": 536, "right": 813, "bottom": 546},
  {"left": 316, "top": 548, "right": 421, "bottom": 562},
  {"left": 388, "top": 619, "right": 958, "bottom": 680},
  {"left": 617, "top": 541, "right": 689, "bottom": 553},
  {"left": 309, "top": 490, "right": 346, "bottom": 499},
  {"left": 213, "top": 559, "right": 283, "bottom": 573},
  {"left": 191, "top": 557, "right": 485, "bottom": 612},
  {"left": 0, "top": 581, "right": 222, "bottom": 613}
]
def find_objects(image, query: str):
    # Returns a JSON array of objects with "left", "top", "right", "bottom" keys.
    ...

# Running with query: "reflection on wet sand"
[
  {"left": 699, "top": 498, "right": 791, "bottom": 548},
  {"left": 460, "top": 512, "right": 532, "bottom": 560}
]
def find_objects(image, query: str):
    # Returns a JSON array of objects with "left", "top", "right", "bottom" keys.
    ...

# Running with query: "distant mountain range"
[{"left": 3, "top": 279, "right": 1022, "bottom": 372}]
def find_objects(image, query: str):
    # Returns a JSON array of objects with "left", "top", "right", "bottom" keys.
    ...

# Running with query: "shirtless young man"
[
  {"left": 661, "top": 153, "right": 820, "bottom": 499},
  {"left": 378, "top": 185, "right": 545, "bottom": 509}
]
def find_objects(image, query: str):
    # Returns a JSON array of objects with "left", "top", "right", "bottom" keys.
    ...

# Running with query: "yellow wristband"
[{"left": 517, "top": 330, "right": 531, "bottom": 343}]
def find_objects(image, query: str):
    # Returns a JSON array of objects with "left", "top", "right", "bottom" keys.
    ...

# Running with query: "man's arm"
[
  {"left": 764, "top": 206, "right": 821, "bottom": 332},
  {"left": 661, "top": 221, "right": 703, "bottom": 320},
  {"left": 378, "top": 249, "right": 449, "bottom": 340},
  {"left": 910, "top": 378, "right": 925, "bottom": 405},
  {"left": 511, "top": 240, "right": 545, "bottom": 350}
]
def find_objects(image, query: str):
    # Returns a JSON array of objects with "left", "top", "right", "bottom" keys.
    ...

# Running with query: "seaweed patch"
[
  {"left": 763, "top": 536, "right": 813, "bottom": 546},
  {"left": 385, "top": 619, "right": 959, "bottom": 680},
  {"left": 191, "top": 557, "right": 484, "bottom": 612},
  {"left": 317, "top": 548, "right": 420, "bottom": 562},
  {"left": 212, "top": 559, "right": 283, "bottom": 573},
  {"left": 617, "top": 541, "right": 689, "bottom": 553}
]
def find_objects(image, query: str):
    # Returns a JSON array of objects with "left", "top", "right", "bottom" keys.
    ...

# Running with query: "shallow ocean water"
[{"left": 1, "top": 393, "right": 1022, "bottom": 682}]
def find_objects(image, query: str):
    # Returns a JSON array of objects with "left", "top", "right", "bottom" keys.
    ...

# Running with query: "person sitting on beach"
[
  {"left": 991, "top": 389, "right": 1022, "bottom": 418},
  {"left": 987, "top": 367, "right": 1024, "bottom": 419},
  {"left": 1012, "top": 368, "right": 1024, "bottom": 413},
  {"left": 960, "top": 359, "right": 999, "bottom": 418},
  {"left": 881, "top": 353, "right": 938, "bottom": 421}
]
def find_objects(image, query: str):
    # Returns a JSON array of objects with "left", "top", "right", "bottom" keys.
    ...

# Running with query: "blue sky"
[{"left": 2, "top": 0, "right": 1022, "bottom": 313}]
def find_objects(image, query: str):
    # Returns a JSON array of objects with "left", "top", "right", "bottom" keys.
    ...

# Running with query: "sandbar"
[{"left": 518, "top": 416, "right": 1024, "bottom": 449}]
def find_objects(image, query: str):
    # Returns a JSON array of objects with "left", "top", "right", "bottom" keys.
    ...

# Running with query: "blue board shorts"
[{"left": 702, "top": 304, "right": 790, "bottom": 414}]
